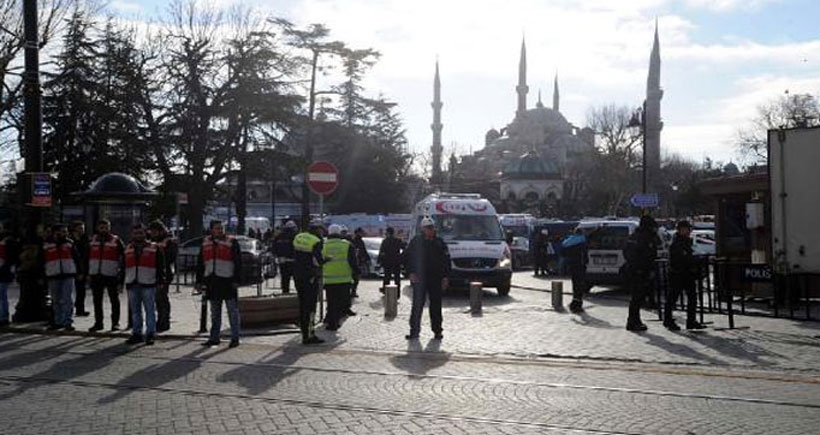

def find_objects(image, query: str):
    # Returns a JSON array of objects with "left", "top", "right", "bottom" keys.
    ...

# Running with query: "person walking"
[
  {"left": 322, "top": 224, "right": 358, "bottom": 331},
  {"left": 624, "top": 215, "right": 660, "bottom": 332},
  {"left": 71, "top": 221, "right": 90, "bottom": 317},
  {"left": 349, "top": 227, "right": 369, "bottom": 305},
  {"left": 532, "top": 229, "right": 548, "bottom": 276},
  {"left": 196, "top": 220, "right": 242, "bottom": 348},
  {"left": 0, "top": 222, "right": 20, "bottom": 327},
  {"left": 293, "top": 220, "right": 325, "bottom": 345},
  {"left": 665, "top": 220, "right": 705, "bottom": 331},
  {"left": 149, "top": 220, "right": 176, "bottom": 333},
  {"left": 87, "top": 219, "right": 125, "bottom": 332},
  {"left": 124, "top": 224, "right": 165, "bottom": 345},
  {"left": 378, "top": 227, "right": 404, "bottom": 294},
  {"left": 42, "top": 223, "right": 81, "bottom": 331},
  {"left": 404, "top": 217, "right": 450, "bottom": 340},
  {"left": 273, "top": 220, "right": 298, "bottom": 294},
  {"left": 564, "top": 228, "right": 589, "bottom": 313}
]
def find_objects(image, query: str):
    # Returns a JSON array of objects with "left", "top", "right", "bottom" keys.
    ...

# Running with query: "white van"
[
  {"left": 574, "top": 220, "right": 667, "bottom": 287},
  {"left": 410, "top": 193, "right": 513, "bottom": 295}
]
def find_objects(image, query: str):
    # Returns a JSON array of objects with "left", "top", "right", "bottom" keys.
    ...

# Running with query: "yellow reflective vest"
[{"left": 322, "top": 237, "right": 353, "bottom": 285}]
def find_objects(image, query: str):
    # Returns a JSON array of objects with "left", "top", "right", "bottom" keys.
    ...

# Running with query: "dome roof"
[
  {"left": 723, "top": 162, "right": 740, "bottom": 175},
  {"left": 77, "top": 172, "right": 157, "bottom": 201},
  {"left": 501, "top": 151, "right": 561, "bottom": 179}
]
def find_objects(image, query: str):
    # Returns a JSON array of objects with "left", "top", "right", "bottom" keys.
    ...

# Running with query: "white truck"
[{"left": 410, "top": 193, "right": 513, "bottom": 296}]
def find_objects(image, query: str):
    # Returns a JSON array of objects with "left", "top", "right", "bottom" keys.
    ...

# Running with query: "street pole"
[
  {"left": 641, "top": 100, "right": 647, "bottom": 195},
  {"left": 301, "top": 50, "right": 319, "bottom": 229},
  {"left": 15, "top": 0, "right": 47, "bottom": 322}
]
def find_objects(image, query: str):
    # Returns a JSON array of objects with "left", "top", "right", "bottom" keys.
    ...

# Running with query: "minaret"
[
  {"left": 644, "top": 20, "right": 663, "bottom": 189},
  {"left": 431, "top": 59, "right": 443, "bottom": 185},
  {"left": 516, "top": 37, "right": 528, "bottom": 118},
  {"left": 552, "top": 73, "right": 560, "bottom": 112}
]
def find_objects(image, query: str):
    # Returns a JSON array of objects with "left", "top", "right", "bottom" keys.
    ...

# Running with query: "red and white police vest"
[
  {"left": 88, "top": 234, "right": 121, "bottom": 277},
  {"left": 44, "top": 241, "right": 77, "bottom": 277},
  {"left": 0, "top": 237, "right": 7, "bottom": 269},
  {"left": 202, "top": 236, "right": 236, "bottom": 279},
  {"left": 124, "top": 243, "right": 158, "bottom": 285}
]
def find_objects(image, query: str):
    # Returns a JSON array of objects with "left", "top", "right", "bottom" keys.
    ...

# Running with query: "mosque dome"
[{"left": 501, "top": 151, "right": 561, "bottom": 180}]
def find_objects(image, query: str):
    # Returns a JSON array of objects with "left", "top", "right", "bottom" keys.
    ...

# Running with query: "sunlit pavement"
[{"left": 2, "top": 272, "right": 820, "bottom": 434}]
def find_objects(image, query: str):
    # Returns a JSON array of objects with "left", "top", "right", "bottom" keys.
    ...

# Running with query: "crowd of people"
[{"left": 0, "top": 213, "right": 705, "bottom": 348}]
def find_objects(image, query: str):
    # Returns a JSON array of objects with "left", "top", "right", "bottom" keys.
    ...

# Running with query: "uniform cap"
[
  {"left": 420, "top": 216, "right": 435, "bottom": 227},
  {"left": 285, "top": 220, "right": 297, "bottom": 229},
  {"left": 328, "top": 224, "right": 342, "bottom": 235}
]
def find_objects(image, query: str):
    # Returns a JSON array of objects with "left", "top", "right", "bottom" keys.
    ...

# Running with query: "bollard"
[
  {"left": 469, "top": 282, "right": 483, "bottom": 315},
  {"left": 384, "top": 285, "right": 398, "bottom": 318},
  {"left": 551, "top": 281, "right": 564, "bottom": 311}
]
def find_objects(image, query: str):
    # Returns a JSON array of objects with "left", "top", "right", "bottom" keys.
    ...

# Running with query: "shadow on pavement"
[
  {"left": 640, "top": 331, "right": 735, "bottom": 366},
  {"left": 98, "top": 345, "right": 225, "bottom": 404},
  {"left": 389, "top": 339, "right": 450, "bottom": 376},
  {"left": 216, "top": 334, "right": 341, "bottom": 396},
  {"left": 570, "top": 311, "right": 618, "bottom": 329},
  {"left": 0, "top": 337, "right": 123, "bottom": 401}
]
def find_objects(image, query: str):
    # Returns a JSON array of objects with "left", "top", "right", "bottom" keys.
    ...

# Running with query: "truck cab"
[{"left": 410, "top": 193, "right": 513, "bottom": 296}]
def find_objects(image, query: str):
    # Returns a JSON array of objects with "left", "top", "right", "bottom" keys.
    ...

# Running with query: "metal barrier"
[{"left": 653, "top": 256, "right": 817, "bottom": 325}]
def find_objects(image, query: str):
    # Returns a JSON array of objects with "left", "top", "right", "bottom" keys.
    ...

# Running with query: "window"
[
  {"left": 419, "top": 215, "right": 504, "bottom": 241},
  {"left": 587, "top": 226, "right": 630, "bottom": 250}
]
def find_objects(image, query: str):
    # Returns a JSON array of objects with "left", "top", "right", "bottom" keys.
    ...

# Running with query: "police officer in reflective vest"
[
  {"left": 87, "top": 219, "right": 125, "bottom": 332},
  {"left": 293, "top": 220, "right": 326, "bottom": 345},
  {"left": 124, "top": 224, "right": 164, "bottom": 345},
  {"left": 196, "top": 220, "right": 242, "bottom": 348},
  {"left": 42, "top": 223, "right": 81, "bottom": 331},
  {"left": 149, "top": 220, "right": 177, "bottom": 332},
  {"left": 322, "top": 224, "right": 358, "bottom": 331}
]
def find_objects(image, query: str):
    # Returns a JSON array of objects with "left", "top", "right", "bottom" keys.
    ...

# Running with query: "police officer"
[
  {"left": 565, "top": 228, "right": 589, "bottom": 314},
  {"left": 404, "top": 216, "right": 450, "bottom": 340},
  {"left": 149, "top": 220, "right": 177, "bottom": 333},
  {"left": 350, "top": 227, "right": 369, "bottom": 301},
  {"left": 378, "top": 227, "right": 404, "bottom": 294},
  {"left": 273, "top": 220, "right": 298, "bottom": 294},
  {"left": 322, "top": 224, "right": 358, "bottom": 331},
  {"left": 124, "top": 224, "right": 165, "bottom": 345},
  {"left": 665, "top": 220, "right": 705, "bottom": 331},
  {"left": 42, "top": 223, "right": 82, "bottom": 331},
  {"left": 624, "top": 215, "right": 660, "bottom": 331},
  {"left": 293, "top": 219, "right": 325, "bottom": 345},
  {"left": 87, "top": 219, "right": 125, "bottom": 332},
  {"left": 196, "top": 220, "right": 242, "bottom": 348}
]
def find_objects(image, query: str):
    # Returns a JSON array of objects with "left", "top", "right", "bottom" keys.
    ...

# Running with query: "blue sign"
[{"left": 630, "top": 193, "right": 659, "bottom": 208}]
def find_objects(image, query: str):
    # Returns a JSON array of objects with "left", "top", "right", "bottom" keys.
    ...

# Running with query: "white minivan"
[
  {"left": 575, "top": 220, "right": 667, "bottom": 287},
  {"left": 410, "top": 193, "right": 513, "bottom": 296}
]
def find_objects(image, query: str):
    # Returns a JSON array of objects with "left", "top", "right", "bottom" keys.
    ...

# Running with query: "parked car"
[
  {"left": 176, "top": 235, "right": 275, "bottom": 285},
  {"left": 362, "top": 236, "right": 384, "bottom": 277}
]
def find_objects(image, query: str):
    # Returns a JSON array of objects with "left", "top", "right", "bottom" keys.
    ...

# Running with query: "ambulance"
[{"left": 410, "top": 193, "right": 513, "bottom": 296}]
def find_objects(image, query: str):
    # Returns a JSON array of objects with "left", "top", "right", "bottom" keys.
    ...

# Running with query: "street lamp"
[{"left": 628, "top": 101, "right": 648, "bottom": 195}]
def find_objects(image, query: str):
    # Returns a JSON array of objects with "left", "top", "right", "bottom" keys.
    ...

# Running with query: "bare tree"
[
  {"left": 0, "top": 0, "right": 73, "bottom": 156},
  {"left": 737, "top": 92, "right": 820, "bottom": 164}
]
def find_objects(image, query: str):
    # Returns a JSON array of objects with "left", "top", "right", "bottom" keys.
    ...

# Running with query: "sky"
[{"left": 109, "top": 0, "right": 820, "bottom": 166}]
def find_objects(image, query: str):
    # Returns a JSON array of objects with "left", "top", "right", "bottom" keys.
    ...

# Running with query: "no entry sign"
[{"left": 307, "top": 161, "right": 339, "bottom": 196}]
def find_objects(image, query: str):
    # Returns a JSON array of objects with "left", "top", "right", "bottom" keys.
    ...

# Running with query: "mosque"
[{"left": 430, "top": 23, "right": 663, "bottom": 215}]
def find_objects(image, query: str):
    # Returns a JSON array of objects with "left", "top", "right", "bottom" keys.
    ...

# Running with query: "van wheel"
[{"left": 497, "top": 282, "right": 511, "bottom": 297}]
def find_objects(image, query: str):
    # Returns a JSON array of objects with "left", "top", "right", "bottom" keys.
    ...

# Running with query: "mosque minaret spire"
[{"left": 516, "top": 37, "right": 528, "bottom": 118}]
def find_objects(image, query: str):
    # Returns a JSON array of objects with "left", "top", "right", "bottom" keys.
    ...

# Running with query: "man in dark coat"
[
  {"left": 565, "top": 229, "right": 589, "bottom": 313},
  {"left": 71, "top": 221, "right": 90, "bottom": 317},
  {"left": 624, "top": 215, "right": 661, "bottom": 331},
  {"left": 665, "top": 220, "right": 705, "bottom": 331},
  {"left": 273, "top": 220, "right": 298, "bottom": 294},
  {"left": 293, "top": 219, "right": 326, "bottom": 345},
  {"left": 404, "top": 216, "right": 450, "bottom": 340},
  {"left": 378, "top": 227, "right": 404, "bottom": 293},
  {"left": 149, "top": 220, "right": 177, "bottom": 333}
]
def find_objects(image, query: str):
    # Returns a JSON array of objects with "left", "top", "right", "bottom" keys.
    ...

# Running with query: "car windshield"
[
  {"left": 503, "top": 225, "right": 530, "bottom": 238},
  {"left": 238, "top": 239, "right": 258, "bottom": 252},
  {"left": 586, "top": 226, "right": 630, "bottom": 250},
  {"left": 423, "top": 215, "right": 504, "bottom": 242}
]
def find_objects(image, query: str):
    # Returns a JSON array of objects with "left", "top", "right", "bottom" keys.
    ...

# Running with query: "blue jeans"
[
  {"left": 210, "top": 298, "right": 240, "bottom": 342},
  {"left": 128, "top": 286, "right": 156, "bottom": 337},
  {"left": 0, "top": 281, "right": 9, "bottom": 322},
  {"left": 49, "top": 279, "right": 75, "bottom": 327}
]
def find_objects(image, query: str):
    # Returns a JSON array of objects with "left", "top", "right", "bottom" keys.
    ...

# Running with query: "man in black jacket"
[
  {"left": 378, "top": 227, "right": 404, "bottom": 293},
  {"left": 404, "top": 217, "right": 450, "bottom": 340},
  {"left": 665, "top": 220, "right": 705, "bottom": 331},
  {"left": 565, "top": 228, "right": 589, "bottom": 313},
  {"left": 71, "top": 221, "right": 90, "bottom": 317},
  {"left": 273, "top": 221, "right": 298, "bottom": 294},
  {"left": 624, "top": 216, "right": 661, "bottom": 331}
]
